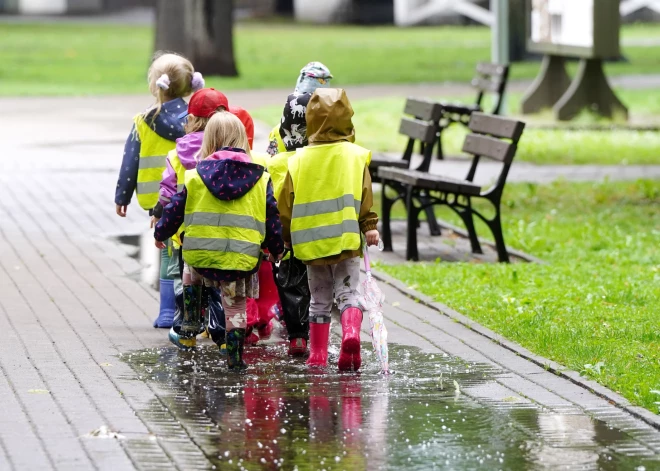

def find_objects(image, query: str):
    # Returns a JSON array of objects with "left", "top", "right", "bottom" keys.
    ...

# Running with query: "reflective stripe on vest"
[
  {"left": 168, "top": 151, "right": 188, "bottom": 248},
  {"left": 289, "top": 142, "right": 371, "bottom": 261},
  {"left": 135, "top": 116, "right": 176, "bottom": 211},
  {"left": 182, "top": 168, "right": 269, "bottom": 272}
]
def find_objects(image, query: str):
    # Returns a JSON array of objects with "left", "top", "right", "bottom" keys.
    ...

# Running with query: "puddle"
[{"left": 122, "top": 341, "right": 660, "bottom": 471}]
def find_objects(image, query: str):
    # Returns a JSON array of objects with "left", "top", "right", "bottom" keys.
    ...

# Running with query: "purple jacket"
[
  {"left": 159, "top": 131, "right": 204, "bottom": 206},
  {"left": 154, "top": 148, "right": 284, "bottom": 282}
]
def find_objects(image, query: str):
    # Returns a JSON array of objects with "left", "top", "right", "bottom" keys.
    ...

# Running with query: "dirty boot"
[
  {"left": 177, "top": 285, "right": 203, "bottom": 348},
  {"left": 288, "top": 338, "right": 308, "bottom": 357},
  {"left": 226, "top": 329, "right": 247, "bottom": 370},
  {"left": 338, "top": 307, "right": 362, "bottom": 372},
  {"left": 306, "top": 323, "right": 330, "bottom": 367}
]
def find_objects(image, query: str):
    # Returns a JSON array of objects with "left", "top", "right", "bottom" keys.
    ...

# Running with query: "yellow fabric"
[
  {"left": 135, "top": 115, "right": 177, "bottom": 210},
  {"left": 266, "top": 150, "right": 294, "bottom": 201},
  {"left": 269, "top": 125, "right": 287, "bottom": 154},
  {"left": 168, "top": 151, "right": 188, "bottom": 248},
  {"left": 251, "top": 151, "right": 269, "bottom": 168},
  {"left": 182, "top": 169, "right": 269, "bottom": 272},
  {"left": 289, "top": 142, "right": 370, "bottom": 262}
]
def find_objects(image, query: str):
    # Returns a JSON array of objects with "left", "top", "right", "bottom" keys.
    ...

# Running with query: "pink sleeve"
[{"left": 159, "top": 157, "right": 178, "bottom": 206}]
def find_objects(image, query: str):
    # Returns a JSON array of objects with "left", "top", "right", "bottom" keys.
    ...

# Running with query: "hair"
[
  {"left": 145, "top": 51, "right": 195, "bottom": 123},
  {"left": 199, "top": 112, "right": 252, "bottom": 160},
  {"left": 184, "top": 106, "right": 226, "bottom": 134}
]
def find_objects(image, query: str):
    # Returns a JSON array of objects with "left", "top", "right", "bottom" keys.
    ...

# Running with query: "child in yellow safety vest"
[
  {"left": 114, "top": 51, "right": 205, "bottom": 329},
  {"left": 154, "top": 112, "right": 285, "bottom": 370},
  {"left": 152, "top": 88, "right": 230, "bottom": 351},
  {"left": 278, "top": 88, "right": 380, "bottom": 372}
]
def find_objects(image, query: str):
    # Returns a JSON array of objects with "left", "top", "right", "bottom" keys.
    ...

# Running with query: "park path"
[{"left": 0, "top": 91, "right": 659, "bottom": 469}]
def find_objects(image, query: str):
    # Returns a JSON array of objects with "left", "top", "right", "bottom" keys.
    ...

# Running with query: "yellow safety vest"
[
  {"left": 269, "top": 125, "right": 287, "bottom": 155},
  {"left": 251, "top": 151, "right": 269, "bottom": 168},
  {"left": 182, "top": 168, "right": 269, "bottom": 272},
  {"left": 135, "top": 115, "right": 177, "bottom": 211},
  {"left": 266, "top": 150, "right": 294, "bottom": 201},
  {"left": 167, "top": 150, "right": 188, "bottom": 248},
  {"left": 289, "top": 142, "right": 371, "bottom": 262}
]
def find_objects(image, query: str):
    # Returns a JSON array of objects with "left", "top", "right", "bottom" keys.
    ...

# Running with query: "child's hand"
[
  {"left": 116, "top": 204, "right": 127, "bottom": 217},
  {"left": 154, "top": 240, "right": 166, "bottom": 249},
  {"left": 365, "top": 230, "right": 380, "bottom": 247}
]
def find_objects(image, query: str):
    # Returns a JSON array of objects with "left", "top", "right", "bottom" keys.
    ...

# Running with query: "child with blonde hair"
[
  {"left": 115, "top": 51, "right": 205, "bottom": 328},
  {"left": 155, "top": 112, "right": 284, "bottom": 370}
]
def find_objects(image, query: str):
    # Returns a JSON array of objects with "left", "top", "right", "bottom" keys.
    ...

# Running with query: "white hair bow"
[
  {"left": 191, "top": 72, "right": 205, "bottom": 92},
  {"left": 156, "top": 74, "right": 170, "bottom": 90}
]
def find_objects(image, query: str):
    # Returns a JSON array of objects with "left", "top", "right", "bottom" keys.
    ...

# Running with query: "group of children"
[{"left": 114, "top": 52, "right": 379, "bottom": 371}]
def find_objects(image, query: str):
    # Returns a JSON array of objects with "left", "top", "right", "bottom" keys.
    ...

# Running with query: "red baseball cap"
[
  {"left": 178, "top": 88, "right": 229, "bottom": 119},
  {"left": 230, "top": 106, "right": 255, "bottom": 150}
]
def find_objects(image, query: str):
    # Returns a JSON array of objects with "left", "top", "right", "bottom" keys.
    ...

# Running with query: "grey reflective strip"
[
  {"left": 137, "top": 181, "right": 161, "bottom": 194},
  {"left": 177, "top": 184, "right": 184, "bottom": 192},
  {"left": 139, "top": 155, "right": 167, "bottom": 169},
  {"left": 184, "top": 212, "right": 265, "bottom": 235},
  {"left": 183, "top": 237, "right": 261, "bottom": 258},
  {"left": 292, "top": 194, "right": 361, "bottom": 218},
  {"left": 291, "top": 220, "right": 360, "bottom": 245}
]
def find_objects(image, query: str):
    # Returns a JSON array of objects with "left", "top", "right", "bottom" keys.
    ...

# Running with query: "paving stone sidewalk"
[{"left": 1, "top": 94, "right": 659, "bottom": 469}]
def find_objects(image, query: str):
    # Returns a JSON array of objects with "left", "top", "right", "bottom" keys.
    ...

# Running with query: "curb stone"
[{"left": 369, "top": 265, "right": 660, "bottom": 430}]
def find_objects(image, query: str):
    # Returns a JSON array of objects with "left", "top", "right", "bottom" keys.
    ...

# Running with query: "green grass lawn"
[
  {"left": 2, "top": 21, "right": 660, "bottom": 96},
  {"left": 374, "top": 180, "right": 660, "bottom": 412},
  {"left": 251, "top": 88, "right": 660, "bottom": 165}
]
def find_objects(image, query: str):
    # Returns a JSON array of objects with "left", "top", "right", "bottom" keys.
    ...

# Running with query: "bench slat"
[
  {"left": 462, "top": 134, "right": 515, "bottom": 162},
  {"left": 399, "top": 117, "right": 436, "bottom": 143},
  {"left": 476, "top": 62, "right": 507, "bottom": 77},
  {"left": 468, "top": 112, "right": 525, "bottom": 141},
  {"left": 471, "top": 77, "right": 502, "bottom": 94},
  {"left": 378, "top": 167, "right": 482, "bottom": 196},
  {"left": 369, "top": 157, "right": 409, "bottom": 170},
  {"left": 404, "top": 98, "right": 444, "bottom": 121}
]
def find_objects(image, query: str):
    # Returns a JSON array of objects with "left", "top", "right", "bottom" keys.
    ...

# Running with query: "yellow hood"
[{"left": 306, "top": 88, "right": 356, "bottom": 144}]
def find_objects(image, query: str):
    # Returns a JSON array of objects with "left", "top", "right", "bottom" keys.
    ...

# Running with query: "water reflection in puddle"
[{"left": 123, "top": 341, "right": 659, "bottom": 471}]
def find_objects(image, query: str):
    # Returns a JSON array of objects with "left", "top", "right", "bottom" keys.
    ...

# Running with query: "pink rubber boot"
[
  {"left": 306, "top": 322, "right": 330, "bottom": 367},
  {"left": 338, "top": 307, "right": 363, "bottom": 372}
]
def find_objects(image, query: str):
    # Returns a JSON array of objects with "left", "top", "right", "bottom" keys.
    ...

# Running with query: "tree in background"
[{"left": 155, "top": 0, "right": 238, "bottom": 77}]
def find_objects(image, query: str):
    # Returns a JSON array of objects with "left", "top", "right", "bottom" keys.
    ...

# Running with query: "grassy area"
[
  {"left": 374, "top": 180, "right": 660, "bottom": 412},
  {"left": 2, "top": 21, "right": 660, "bottom": 96},
  {"left": 251, "top": 88, "right": 660, "bottom": 165}
]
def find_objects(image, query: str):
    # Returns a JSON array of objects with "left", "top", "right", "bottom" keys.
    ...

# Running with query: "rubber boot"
[
  {"left": 289, "top": 338, "right": 308, "bottom": 356},
  {"left": 256, "top": 262, "right": 279, "bottom": 340},
  {"left": 207, "top": 287, "right": 227, "bottom": 355},
  {"left": 226, "top": 329, "right": 247, "bottom": 370},
  {"left": 153, "top": 279, "right": 176, "bottom": 328},
  {"left": 338, "top": 307, "right": 363, "bottom": 372},
  {"left": 306, "top": 323, "right": 330, "bottom": 367},
  {"left": 178, "top": 285, "right": 203, "bottom": 349}
]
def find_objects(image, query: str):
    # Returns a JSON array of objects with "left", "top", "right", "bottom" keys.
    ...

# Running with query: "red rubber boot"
[
  {"left": 306, "top": 322, "right": 330, "bottom": 367},
  {"left": 256, "top": 261, "right": 280, "bottom": 340},
  {"left": 338, "top": 307, "right": 363, "bottom": 372}
]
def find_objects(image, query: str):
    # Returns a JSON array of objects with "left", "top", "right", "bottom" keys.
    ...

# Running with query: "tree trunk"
[{"left": 154, "top": 0, "right": 238, "bottom": 77}]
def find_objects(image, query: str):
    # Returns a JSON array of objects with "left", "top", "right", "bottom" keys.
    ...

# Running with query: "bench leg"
[
  {"left": 381, "top": 182, "right": 395, "bottom": 252},
  {"left": 405, "top": 187, "right": 421, "bottom": 261},
  {"left": 488, "top": 214, "right": 510, "bottom": 263},
  {"left": 424, "top": 204, "right": 442, "bottom": 236},
  {"left": 436, "top": 131, "right": 444, "bottom": 160},
  {"left": 457, "top": 206, "right": 482, "bottom": 255}
]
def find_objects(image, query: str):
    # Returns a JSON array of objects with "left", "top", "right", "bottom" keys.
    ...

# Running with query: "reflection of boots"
[
  {"left": 226, "top": 329, "right": 247, "bottom": 370},
  {"left": 306, "top": 323, "right": 330, "bottom": 367},
  {"left": 338, "top": 307, "right": 362, "bottom": 372}
]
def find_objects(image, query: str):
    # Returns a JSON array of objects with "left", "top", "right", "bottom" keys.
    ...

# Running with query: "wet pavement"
[{"left": 121, "top": 326, "right": 660, "bottom": 471}]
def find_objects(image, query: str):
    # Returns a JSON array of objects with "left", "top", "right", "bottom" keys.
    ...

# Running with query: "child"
[
  {"left": 114, "top": 51, "right": 204, "bottom": 328},
  {"left": 278, "top": 88, "right": 380, "bottom": 371},
  {"left": 267, "top": 92, "right": 313, "bottom": 356},
  {"left": 266, "top": 62, "right": 333, "bottom": 156},
  {"left": 154, "top": 112, "right": 284, "bottom": 369},
  {"left": 154, "top": 88, "right": 230, "bottom": 350}
]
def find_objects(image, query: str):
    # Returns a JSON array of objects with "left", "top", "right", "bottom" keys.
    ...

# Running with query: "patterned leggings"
[{"left": 306, "top": 257, "right": 361, "bottom": 324}]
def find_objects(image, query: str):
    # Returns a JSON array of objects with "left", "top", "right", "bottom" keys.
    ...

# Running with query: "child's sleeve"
[
  {"left": 277, "top": 172, "right": 295, "bottom": 244},
  {"left": 359, "top": 166, "right": 379, "bottom": 233},
  {"left": 115, "top": 124, "right": 141, "bottom": 206},
  {"left": 159, "top": 152, "right": 178, "bottom": 206},
  {"left": 264, "top": 180, "right": 285, "bottom": 255},
  {"left": 154, "top": 188, "right": 187, "bottom": 241}
]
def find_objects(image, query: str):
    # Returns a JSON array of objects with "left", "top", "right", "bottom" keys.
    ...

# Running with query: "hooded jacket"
[
  {"left": 278, "top": 88, "right": 378, "bottom": 266},
  {"left": 154, "top": 147, "right": 284, "bottom": 282},
  {"left": 158, "top": 131, "right": 204, "bottom": 208},
  {"left": 115, "top": 98, "right": 187, "bottom": 207}
]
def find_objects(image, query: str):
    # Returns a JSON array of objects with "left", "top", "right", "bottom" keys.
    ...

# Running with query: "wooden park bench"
[{"left": 378, "top": 112, "right": 525, "bottom": 263}]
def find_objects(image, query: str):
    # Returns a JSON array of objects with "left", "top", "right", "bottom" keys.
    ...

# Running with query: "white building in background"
[{"left": 1, "top": 0, "right": 101, "bottom": 13}]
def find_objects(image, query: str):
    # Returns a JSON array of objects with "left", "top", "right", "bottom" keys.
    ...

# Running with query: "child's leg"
[
  {"left": 306, "top": 265, "right": 334, "bottom": 367},
  {"left": 332, "top": 257, "right": 363, "bottom": 372},
  {"left": 220, "top": 281, "right": 248, "bottom": 370},
  {"left": 154, "top": 246, "right": 176, "bottom": 328},
  {"left": 255, "top": 261, "right": 279, "bottom": 339},
  {"left": 180, "top": 264, "right": 204, "bottom": 342},
  {"left": 207, "top": 287, "right": 227, "bottom": 353}
]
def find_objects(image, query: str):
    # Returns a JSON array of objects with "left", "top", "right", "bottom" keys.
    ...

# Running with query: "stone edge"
[{"left": 369, "top": 266, "right": 660, "bottom": 430}]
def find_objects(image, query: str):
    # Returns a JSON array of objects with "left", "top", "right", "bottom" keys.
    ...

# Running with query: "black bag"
[{"left": 273, "top": 251, "right": 310, "bottom": 340}]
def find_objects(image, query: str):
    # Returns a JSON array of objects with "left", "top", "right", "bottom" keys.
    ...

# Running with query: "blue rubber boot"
[{"left": 153, "top": 278, "right": 176, "bottom": 328}]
